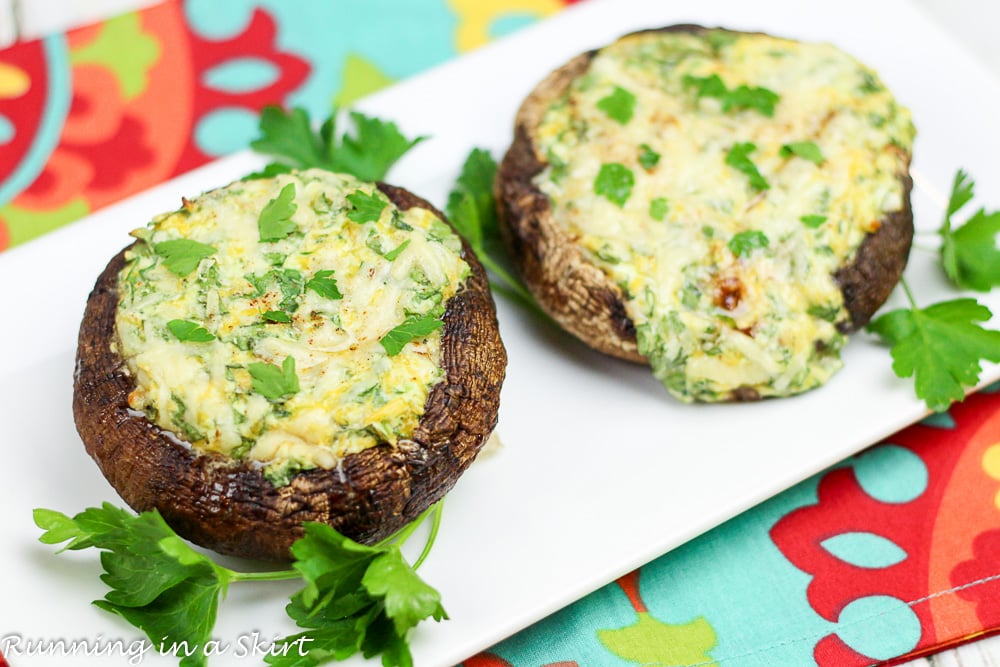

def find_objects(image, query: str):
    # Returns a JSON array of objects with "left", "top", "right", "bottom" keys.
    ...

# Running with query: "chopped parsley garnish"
[
  {"left": 262, "top": 310, "right": 292, "bottom": 323},
  {"left": 682, "top": 74, "right": 780, "bottom": 117},
  {"left": 939, "top": 169, "right": 1000, "bottom": 292},
  {"left": 780, "top": 141, "right": 825, "bottom": 165},
  {"left": 638, "top": 143, "right": 661, "bottom": 170},
  {"left": 347, "top": 189, "right": 389, "bottom": 223},
  {"left": 250, "top": 106, "right": 426, "bottom": 182},
  {"left": 800, "top": 214, "right": 828, "bottom": 228},
  {"left": 258, "top": 182, "right": 298, "bottom": 242},
  {"left": 305, "top": 269, "right": 342, "bottom": 300},
  {"left": 596, "top": 86, "right": 636, "bottom": 125},
  {"left": 380, "top": 313, "right": 445, "bottom": 356},
  {"left": 384, "top": 239, "right": 411, "bottom": 261},
  {"left": 167, "top": 319, "right": 215, "bottom": 342},
  {"left": 725, "top": 143, "right": 770, "bottom": 191},
  {"left": 594, "top": 163, "right": 635, "bottom": 207},
  {"left": 807, "top": 304, "right": 841, "bottom": 323},
  {"left": 248, "top": 356, "right": 300, "bottom": 401},
  {"left": 649, "top": 197, "right": 670, "bottom": 221},
  {"left": 728, "top": 230, "right": 770, "bottom": 258},
  {"left": 153, "top": 239, "right": 216, "bottom": 277}
]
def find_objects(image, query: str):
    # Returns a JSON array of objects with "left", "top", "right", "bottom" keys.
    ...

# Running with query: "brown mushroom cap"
[
  {"left": 73, "top": 182, "right": 506, "bottom": 561},
  {"left": 496, "top": 25, "right": 913, "bottom": 371}
]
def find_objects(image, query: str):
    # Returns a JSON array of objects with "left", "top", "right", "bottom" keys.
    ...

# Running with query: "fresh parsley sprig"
[
  {"left": 868, "top": 169, "right": 1000, "bottom": 411},
  {"left": 34, "top": 504, "right": 298, "bottom": 667},
  {"left": 249, "top": 106, "right": 425, "bottom": 182},
  {"left": 265, "top": 511, "right": 447, "bottom": 667},
  {"left": 939, "top": 169, "right": 1000, "bottom": 291},
  {"left": 445, "top": 148, "right": 544, "bottom": 313},
  {"left": 35, "top": 502, "right": 446, "bottom": 667}
]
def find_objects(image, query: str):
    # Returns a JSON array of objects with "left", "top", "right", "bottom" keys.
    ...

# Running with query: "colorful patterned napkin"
[{"left": 1, "top": 2, "right": 998, "bottom": 665}]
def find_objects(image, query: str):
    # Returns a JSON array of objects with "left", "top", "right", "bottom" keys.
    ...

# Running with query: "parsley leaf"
[
  {"left": 251, "top": 107, "right": 327, "bottom": 172},
  {"left": 259, "top": 183, "right": 299, "bottom": 242},
  {"left": 682, "top": 74, "right": 779, "bottom": 116},
  {"left": 381, "top": 314, "right": 444, "bottom": 356},
  {"left": 725, "top": 143, "right": 770, "bottom": 191},
  {"left": 596, "top": 86, "right": 636, "bottom": 125},
  {"left": 868, "top": 296, "right": 1000, "bottom": 412},
  {"left": 347, "top": 190, "right": 389, "bottom": 223},
  {"left": 266, "top": 521, "right": 446, "bottom": 667},
  {"left": 446, "top": 148, "right": 541, "bottom": 313},
  {"left": 167, "top": 319, "right": 216, "bottom": 343},
  {"left": 306, "top": 269, "right": 343, "bottom": 300},
  {"left": 728, "top": 230, "right": 770, "bottom": 258},
  {"left": 722, "top": 84, "right": 780, "bottom": 116},
  {"left": 248, "top": 356, "right": 300, "bottom": 401},
  {"left": 800, "top": 214, "right": 827, "bottom": 228},
  {"left": 780, "top": 141, "right": 824, "bottom": 165},
  {"left": 683, "top": 73, "right": 728, "bottom": 100},
  {"left": 38, "top": 502, "right": 448, "bottom": 667},
  {"left": 939, "top": 169, "right": 1000, "bottom": 291},
  {"left": 263, "top": 310, "right": 292, "bottom": 323},
  {"left": 329, "top": 112, "right": 427, "bottom": 182},
  {"left": 946, "top": 210, "right": 1000, "bottom": 291},
  {"left": 383, "top": 239, "right": 411, "bottom": 261},
  {"left": 638, "top": 144, "right": 661, "bottom": 170},
  {"left": 34, "top": 504, "right": 232, "bottom": 667},
  {"left": 447, "top": 148, "right": 498, "bottom": 255},
  {"left": 594, "top": 163, "right": 635, "bottom": 207},
  {"left": 251, "top": 106, "right": 425, "bottom": 182},
  {"left": 153, "top": 239, "right": 216, "bottom": 277},
  {"left": 649, "top": 197, "right": 670, "bottom": 221}
]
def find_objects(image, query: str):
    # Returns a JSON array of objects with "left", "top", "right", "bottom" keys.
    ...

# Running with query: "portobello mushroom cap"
[
  {"left": 74, "top": 181, "right": 506, "bottom": 561},
  {"left": 496, "top": 25, "right": 914, "bottom": 400}
]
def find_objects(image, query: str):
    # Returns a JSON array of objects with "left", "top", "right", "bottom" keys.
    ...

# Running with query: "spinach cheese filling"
[
  {"left": 532, "top": 29, "right": 915, "bottom": 401},
  {"left": 115, "top": 170, "right": 470, "bottom": 485}
]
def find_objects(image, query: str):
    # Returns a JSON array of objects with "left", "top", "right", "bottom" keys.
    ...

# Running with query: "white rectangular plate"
[{"left": 2, "top": 0, "right": 999, "bottom": 665}]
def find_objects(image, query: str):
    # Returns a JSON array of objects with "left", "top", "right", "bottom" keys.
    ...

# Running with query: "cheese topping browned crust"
[{"left": 531, "top": 29, "right": 915, "bottom": 401}]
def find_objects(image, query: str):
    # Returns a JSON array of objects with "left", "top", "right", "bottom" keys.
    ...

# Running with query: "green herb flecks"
[
  {"left": 305, "top": 269, "right": 343, "bottom": 300},
  {"left": 347, "top": 190, "right": 389, "bottom": 224},
  {"left": 800, "top": 215, "right": 827, "bottom": 228},
  {"left": 638, "top": 144, "right": 661, "bottom": 170},
  {"left": 596, "top": 86, "right": 636, "bottom": 125},
  {"left": 153, "top": 240, "right": 217, "bottom": 277},
  {"left": 258, "top": 182, "right": 299, "bottom": 242},
  {"left": 780, "top": 141, "right": 825, "bottom": 165},
  {"left": 682, "top": 74, "right": 780, "bottom": 117},
  {"left": 728, "top": 230, "right": 770, "bottom": 258},
  {"left": 263, "top": 310, "right": 292, "bottom": 323},
  {"left": 167, "top": 319, "right": 216, "bottom": 343},
  {"left": 725, "top": 143, "right": 769, "bottom": 191},
  {"left": 649, "top": 198, "right": 670, "bottom": 221},
  {"left": 380, "top": 313, "right": 444, "bottom": 357},
  {"left": 383, "top": 239, "right": 411, "bottom": 261},
  {"left": 594, "top": 163, "right": 635, "bottom": 207},
  {"left": 248, "top": 356, "right": 300, "bottom": 401}
]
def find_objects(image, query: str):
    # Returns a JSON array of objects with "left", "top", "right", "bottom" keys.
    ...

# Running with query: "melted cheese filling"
[
  {"left": 115, "top": 170, "right": 470, "bottom": 483},
  {"left": 534, "top": 30, "right": 914, "bottom": 401}
]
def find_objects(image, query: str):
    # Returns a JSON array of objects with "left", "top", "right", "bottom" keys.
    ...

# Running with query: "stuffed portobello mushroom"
[
  {"left": 497, "top": 25, "right": 915, "bottom": 402},
  {"left": 74, "top": 169, "right": 506, "bottom": 561}
]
